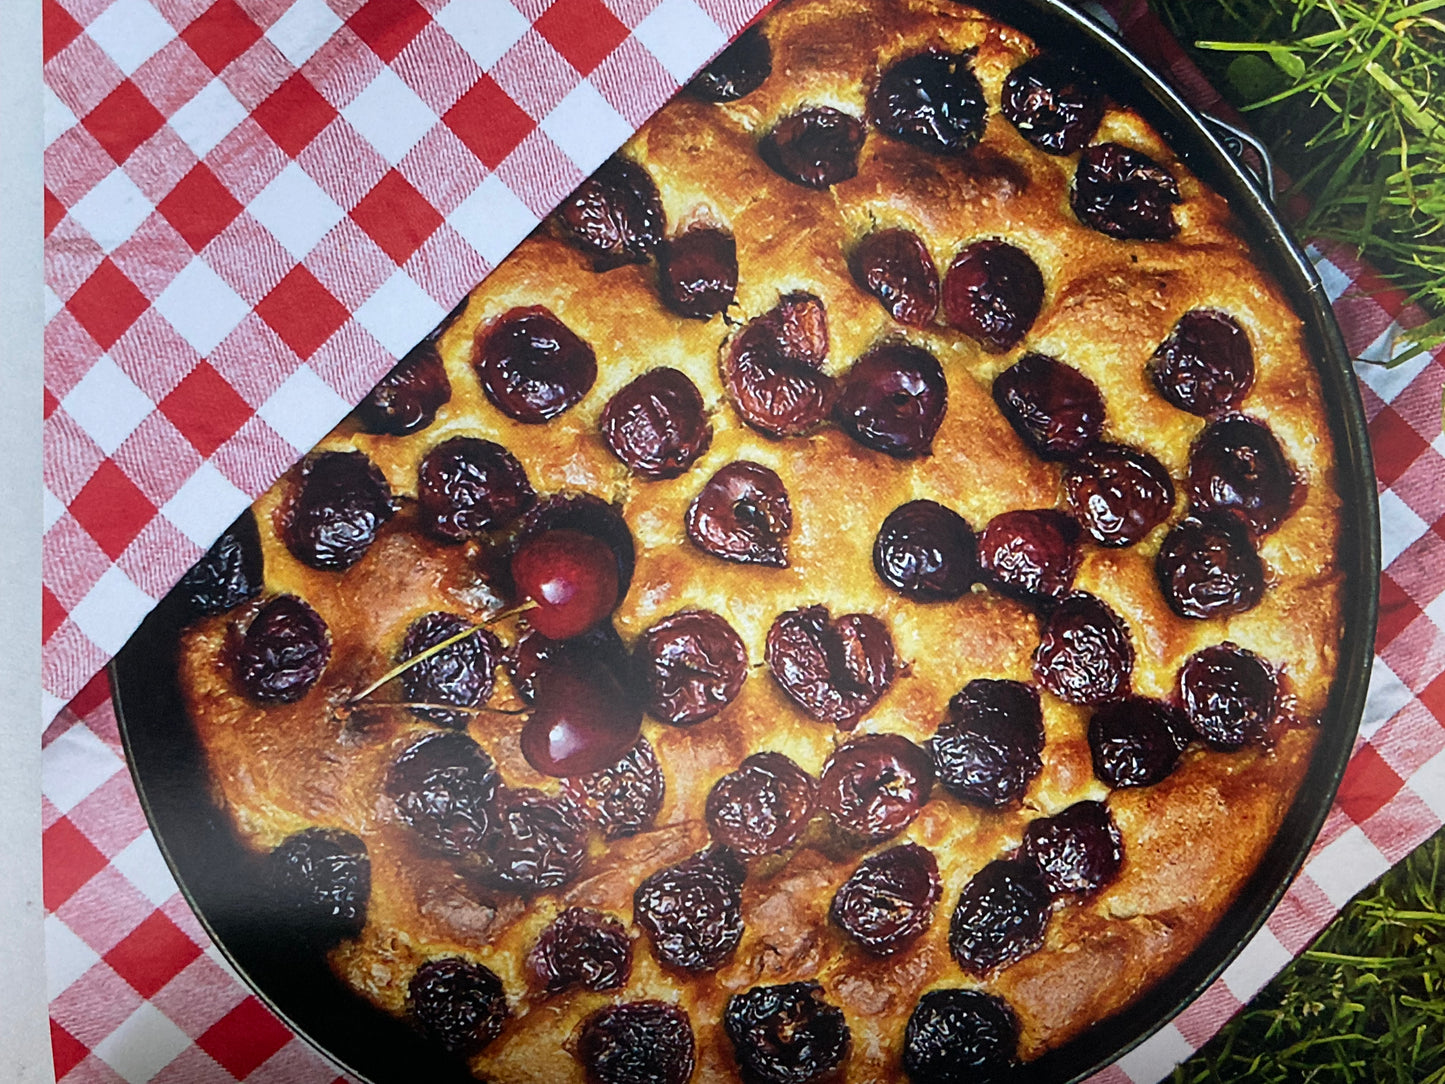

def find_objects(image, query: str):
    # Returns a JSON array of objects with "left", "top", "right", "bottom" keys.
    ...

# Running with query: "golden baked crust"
[{"left": 173, "top": 0, "right": 1344, "bottom": 1078}]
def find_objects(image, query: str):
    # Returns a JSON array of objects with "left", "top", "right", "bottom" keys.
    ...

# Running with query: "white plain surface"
[{"left": 1, "top": 0, "right": 54, "bottom": 1076}]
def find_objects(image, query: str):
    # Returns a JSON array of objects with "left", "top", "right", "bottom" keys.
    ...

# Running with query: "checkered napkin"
[{"left": 40, "top": 0, "right": 1445, "bottom": 1079}]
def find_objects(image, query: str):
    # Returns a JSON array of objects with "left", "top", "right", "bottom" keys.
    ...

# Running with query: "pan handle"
[{"left": 1201, "top": 115, "right": 1278, "bottom": 204}]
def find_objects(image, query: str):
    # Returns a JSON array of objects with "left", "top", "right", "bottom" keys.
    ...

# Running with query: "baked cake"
[{"left": 169, "top": 0, "right": 1345, "bottom": 1078}]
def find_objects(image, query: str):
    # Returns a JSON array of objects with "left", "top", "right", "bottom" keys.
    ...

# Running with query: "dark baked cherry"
[
  {"left": 992, "top": 353, "right": 1105, "bottom": 460},
  {"left": 386, "top": 731, "right": 499, "bottom": 858},
  {"left": 1155, "top": 513, "right": 1265, "bottom": 619},
  {"left": 1151, "top": 310, "right": 1254, "bottom": 416},
  {"left": 659, "top": 226, "right": 738, "bottom": 319},
  {"left": 1064, "top": 443, "right": 1176, "bottom": 547},
  {"left": 517, "top": 493, "right": 637, "bottom": 597},
  {"left": 688, "top": 24, "right": 771, "bottom": 102},
  {"left": 724, "top": 294, "right": 835, "bottom": 439},
  {"left": 180, "top": 510, "right": 262, "bottom": 615},
  {"left": 819, "top": 733, "right": 934, "bottom": 843},
  {"left": 834, "top": 342, "right": 948, "bottom": 458},
  {"left": 398, "top": 612, "right": 500, "bottom": 728},
  {"left": 527, "top": 908, "right": 632, "bottom": 995},
  {"left": 830, "top": 843, "right": 941, "bottom": 955},
  {"left": 409, "top": 956, "right": 509, "bottom": 1056},
  {"left": 849, "top": 228, "right": 939, "bottom": 327},
  {"left": 869, "top": 51, "right": 987, "bottom": 155},
  {"left": 235, "top": 594, "right": 330, "bottom": 703},
  {"left": 482, "top": 787, "right": 587, "bottom": 892},
  {"left": 556, "top": 155, "right": 664, "bottom": 270},
  {"left": 354, "top": 339, "right": 451, "bottom": 436},
  {"left": 941, "top": 240, "right": 1045, "bottom": 353},
  {"left": 1033, "top": 593, "right": 1134, "bottom": 705},
  {"left": 268, "top": 827, "right": 370, "bottom": 942},
  {"left": 929, "top": 679, "right": 1045, "bottom": 807},
  {"left": 512, "top": 528, "right": 621, "bottom": 640},
  {"left": 705, "top": 751, "right": 817, "bottom": 858},
  {"left": 1071, "top": 142, "right": 1181, "bottom": 240},
  {"left": 506, "top": 622, "right": 631, "bottom": 705},
  {"left": 724, "top": 982, "right": 851, "bottom": 1084},
  {"left": 601, "top": 367, "right": 713, "bottom": 480},
  {"left": 633, "top": 847, "right": 746, "bottom": 972},
  {"left": 638, "top": 609, "right": 749, "bottom": 726},
  {"left": 902, "top": 988, "right": 1019, "bottom": 1083},
  {"left": 577, "top": 1002, "right": 696, "bottom": 1084},
  {"left": 562, "top": 737, "right": 666, "bottom": 838},
  {"left": 279, "top": 450, "right": 394, "bottom": 571},
  {"left": 977, "top": 508, "right": 1082, "bottom": 603},
  {"left": 520, "top": 660, "right": 643, "bottom": 777},
  {"left": 1187, "top": 416, "right": 1295, "bottom": 535},
  {"left": 417, "top": 437, "right": 535, "bottom": 542},
  {"left": 1088, "top": 696, "right": 1192, "bottom": 787},
  {"left": 687, "top": 461, "right": 793, "bottom": 567},
  {"left": 873, "top": 500, "right": 977, "bottom": 601},
  {"left": 766, "top": 606, "right": 896, "bottom": 728},
  {"left": 1000, "top": 54, "right": 1106, "bottom": 155},
  {"left": 1178, "top": 643, "right": 1277, "bottom": 749},
  {"left": 474, "top": 306, "right": 597, "bottom": 423},
  {"left": 948, "top": 858, "right": 1052, "bottom": 975},
  {"left": 759, "top": 107, "right": 865, "bottom": 189},
  {"left": 1020, "top": 800, "right": 1123, "bottom": 896}
]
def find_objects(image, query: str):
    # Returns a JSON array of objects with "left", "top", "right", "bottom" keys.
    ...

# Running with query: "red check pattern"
[{"left": 40, "top": 0, "right": 1445, "bottom": 1081}]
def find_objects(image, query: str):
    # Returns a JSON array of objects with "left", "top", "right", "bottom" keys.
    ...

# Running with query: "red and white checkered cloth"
[{"left": 40, "top": 0, "right": 1445, "bottom": 1079}]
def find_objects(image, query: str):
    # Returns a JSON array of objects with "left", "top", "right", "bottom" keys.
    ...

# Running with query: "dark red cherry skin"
[
  {"left": 180, "top": 510, "right": 262, "bottom": 615},
  {"left": 992, "top": 352, "right": 1105, "bottom": 460},
  {"left": 834, "top": 342, "right": 948, "bottom": 458},
  {"left": 1188, "top": 416, "right": 1295, "bottom": 535},
  {"left": 577, "top": 1001, "right": 696, "bottom": 1084},
  {"left": 687, "top": 461, "right": 793, "bottom": 567},
  {"left": 1020, "top": 800, "right": 1123, "bottom": 896},
  {"left": 601, "top": 367, "right": 713, "bottom": 480},
  {"left": 506, "top": 622, "right": 631, "bottom": 705},
  {"left": 831, "top": 843, "right": 941, "bottom": 956},
  {"left": 869, "top": 51, "right": 988, "bottom": 155},
  {"left": 705, "top": 751, "right": 817, "bottom": 858},
  {"left": 759, "top": 107, "right": 866, "bottom": 189},
  {"left": 766, "top": 606, "right": 896, "bottom": 728},
  {"left": 556, "top": 155, "right": 664, "bottom": 270},
  {"left": 385, "top": 731, "right": 499, "bottom": 858},
  {"left": 638, "top": 609, "right": 749, "bottom": 726},
  {"left": 1088, "top": 696, "right": 1192, "bottom": 788},
  {"left": 268, "top": 828, "right": 370, "bottom": 943},
  {"left": 482, "top": 787, "right": 587, "bottom": 891},
  {"left": 474, "top": 306, "right": 597, "bottom": 423},
  {"left": 724, "top": 294, "right": 835, "bottom": 439},
  {"left": 659, "top": 226, "right": 738, "bottom": 319},
  {"left": 398, "top": 612, "right": 501, "bottom": 728},
  {"left": 820, "top": 733, "right": 934, "bottom": 843},
  {"left": 279, "top": 450, "right": 395, "bottom": 571},
  {"left": 688, "top": 24, "right": 771, "bottom": 102},
  {"left": 948, "top": 858, "right": 1052, "bottom": 975},
  {"left": 562, "top": 737, "right": 666, "bottom": 838},
  {"left": 1072, "top": 142, "right": 1181, "bottom": 240},
  {"left": 520, "top": 661, "right": 643, "bottom": 777},
  {"left": 354, "top": 339, "right": 451, "bottom": 436},
  {"left": 942, "top": 240, "right": 1046, "bottom": 353},
  {"left": 527, "top": 908, "right": 632, "bottom": 995},
  {"left": 408, "top": 957, "right": 509, "bottom": 1056},
  {"left": 977, "top": 508, "right": 1082, "bottom": 603},
  {"left": 235, "top": 595, "right": 331, "bottom": 703},
  {"left": 1064, "top": 443, "right": 1176, "bottom": 547},
  {"left": 873, "top": 500, "right": 977, "bottom": 601},
  {"left": 633, "top": 847, "right": 746, "bottom": 972},
  {"left": 849, "top": 229, "right": 939, "bottom": 327},
  {"left": 1151, "top": 310, "right": 1254, "bottom": 416},
  {"left": 903, "top": 988, "right": 1019, "bottom": 1083},
  {"left": 724, "top": 983, "right": 851, "bottom": 1084},
  {"left": 1001, "top": 55, "right": 1106, "bottom": 155},
  {"left": 517, "top": 493, "right": 637, "bottom": 598},
  {"left": 512, "top": 528, "right": 621, "bottom": 640},
  {"left": 929, "top": 679, "right": 1045, "bottom": 808},
  {"left": 417, "top": 437, "right": 534, "bottom": 542},
  {"left": 1178, "top": 643, "right": 1277, "bottom": 749},
  {"left": 1156, "top": 513, "right": 1266, "bottom": 619},
  {"left": 1033, "top": 593, "right": 1134, "bottom": 705}
]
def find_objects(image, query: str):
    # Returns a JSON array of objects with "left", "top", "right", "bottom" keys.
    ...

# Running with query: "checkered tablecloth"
[{"left": 40, "top": 0, "right": 1445, "bottom": 1079}]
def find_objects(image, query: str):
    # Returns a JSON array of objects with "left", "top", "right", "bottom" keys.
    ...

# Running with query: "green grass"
[{"left": 1171, "top": 827, "right": 1445, "bottom": 1082}]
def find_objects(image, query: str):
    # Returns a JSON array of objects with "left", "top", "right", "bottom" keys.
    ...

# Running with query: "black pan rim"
[{"left": 110, "top": 0, "right": 1381, "bottom": 1079}]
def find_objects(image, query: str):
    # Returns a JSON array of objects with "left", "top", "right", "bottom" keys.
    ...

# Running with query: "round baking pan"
[{"left": 111, "top": 0, "right": 1380, "bottom": 1079}]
